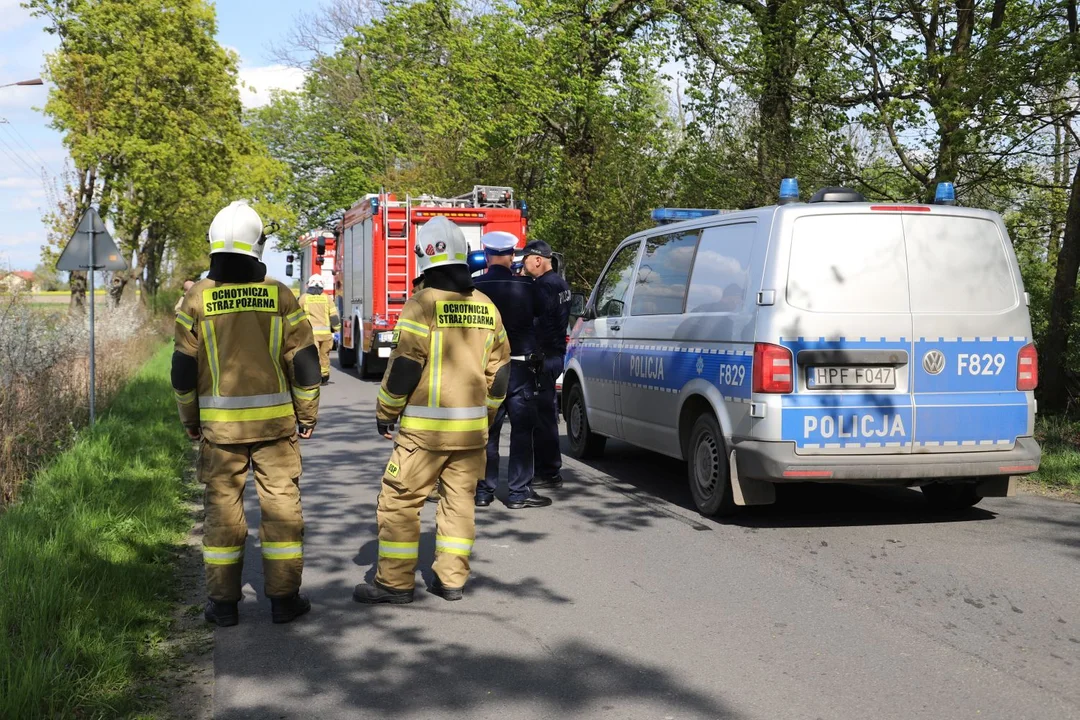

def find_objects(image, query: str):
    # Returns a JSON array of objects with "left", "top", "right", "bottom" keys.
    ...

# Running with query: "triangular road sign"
[{"left": 57, "top": 207, "right": 128, "bottom": 272}]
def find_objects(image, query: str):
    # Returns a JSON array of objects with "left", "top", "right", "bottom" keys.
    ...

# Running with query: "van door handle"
[{"left": 609, "top": 323, "right": 621, "bottom": 331}]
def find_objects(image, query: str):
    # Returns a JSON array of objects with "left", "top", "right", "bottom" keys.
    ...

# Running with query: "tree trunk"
[
  {"left": 756, "top": 0, "right": 797, "bottom": 203},
  {"left": 68, "top": 271, "right": 87, "bottom": 314},
  {"left": 1040, "top": 158, "right": 1080, "bottom": 412}
]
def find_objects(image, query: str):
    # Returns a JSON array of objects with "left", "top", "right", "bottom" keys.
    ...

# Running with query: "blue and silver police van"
[{"left": 562, "top": 182, "right": 1041, "bottom": 516}]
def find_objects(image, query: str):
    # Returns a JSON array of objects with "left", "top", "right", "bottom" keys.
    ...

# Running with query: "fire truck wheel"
[{"left": 338, "top": 323, "right": 358, "bottom": 369}]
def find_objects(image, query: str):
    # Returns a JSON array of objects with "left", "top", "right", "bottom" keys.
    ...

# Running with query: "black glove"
[{"left": 377, "top": 419, "right": 396, "bottom": 437}]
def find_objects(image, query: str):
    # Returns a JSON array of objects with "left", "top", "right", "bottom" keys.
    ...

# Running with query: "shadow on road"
[{"left": 565, "top": 438, "right": 999, "bottom": 530}]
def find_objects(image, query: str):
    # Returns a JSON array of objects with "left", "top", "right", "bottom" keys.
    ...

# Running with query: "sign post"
[{"left": 56, "top": 208, "right": 127, "bottom": 426}]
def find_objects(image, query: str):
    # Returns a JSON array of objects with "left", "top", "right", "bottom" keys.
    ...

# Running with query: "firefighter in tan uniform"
[
  {"left": 298, "top": 274, "right": 340, "bottom": 384},
  {"left": 173, "top": 200, "right": 323, "bottom": 627},
  {"left": 353, "top": 217, "right": 510, "bottom": 604}
]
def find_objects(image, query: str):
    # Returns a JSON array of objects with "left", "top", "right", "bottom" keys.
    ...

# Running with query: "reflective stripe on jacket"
[
  {"left": 376, "top": 287, "right": 511, "bottom": 451},
  {"left": 174, "top": 279, "right": 321, "bottom": 444},
  {"left": 298, "top": 292, "right": 340, "bottom": 339}
]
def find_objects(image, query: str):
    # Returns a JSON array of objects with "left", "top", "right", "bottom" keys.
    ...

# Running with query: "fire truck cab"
[{"left": 335, "top": 185, "right": 527, "bottom": 378}]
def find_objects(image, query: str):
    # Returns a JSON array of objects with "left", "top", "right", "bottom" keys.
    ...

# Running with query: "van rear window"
[
  {"left": 787, "top": 215, "right": 910, "bottom": 313},
  {"left": 904, "top": 216, "right": 1017, "bottom": 313}
]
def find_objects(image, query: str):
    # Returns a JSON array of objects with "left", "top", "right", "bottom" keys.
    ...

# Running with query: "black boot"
[
  {"left": 270, "top": 593, "right": 311, "bottom": 624},
  {"left": 204, "top": 598, "right": 239, "bottom": 627},
  {"left": 353, "top": 580, "right": 414, "bottom": 604},
  {"left": 532, "top": 474, "right": 564, "bottom": 490},
  {"left": 320, "top": 375, "right": 330, "bottom": 386},
  {"left": 427, "top": 575, "right": 464, "bottom": 602}
]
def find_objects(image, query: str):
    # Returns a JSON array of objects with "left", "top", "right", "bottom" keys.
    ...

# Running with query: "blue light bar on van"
[
  {"left": 934, "top": 182, "right": 956, "bottom": 206},
  {"left": 651, "top": 208, "right": 722, "bottom": 224},
  {"left": 779, "top": 177, "right": 799, "bottom": 205},
  {"left": 467, "top": 251, "right": 486, "bottom": 273}
]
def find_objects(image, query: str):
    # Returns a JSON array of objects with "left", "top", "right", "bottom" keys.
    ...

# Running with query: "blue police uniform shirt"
[
  {"left": 534, "top": 270, "right": 571, "bottom": 357},
  {"left": 474, "top": 265, "right": 538, "bottom": 356}
]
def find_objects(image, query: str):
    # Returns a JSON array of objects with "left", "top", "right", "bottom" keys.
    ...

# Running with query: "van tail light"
[
  {"left": 1017, "top": 343, "right": 1038, "bottom": 391},
  {"left": 753, "top": 343, "right": 794, "bottom": 394}
]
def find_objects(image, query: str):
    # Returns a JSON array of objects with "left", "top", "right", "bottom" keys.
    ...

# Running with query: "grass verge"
[
  {"left": 1030, "top": 415, "right": 1080, "bottom": 493},
  {"left": 0, "top": 344, "right": 193, "bottom": 718}
]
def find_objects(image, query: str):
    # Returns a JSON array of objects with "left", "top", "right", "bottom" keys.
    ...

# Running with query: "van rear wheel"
[
  {"left": 687, "top": 413, "right": 735, "bottom": 517},
  {"left": 921, "top": 482, "right": 982, "bottom": 512},
  {"left": 566, "top": 383, "right": 605, "bottom": 459}
]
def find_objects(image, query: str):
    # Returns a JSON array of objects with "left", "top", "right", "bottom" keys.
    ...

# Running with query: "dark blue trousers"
[
  {"left": 533, "top": 355, "right": 563, "bottom": 479},
  {"left": 478, "top": 362, "right": 536, "bottom": 503}
]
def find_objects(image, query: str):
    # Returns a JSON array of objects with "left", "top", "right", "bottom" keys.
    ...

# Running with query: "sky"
[{"left": 0, "top": 0, "right": 308, "bottom": 279}]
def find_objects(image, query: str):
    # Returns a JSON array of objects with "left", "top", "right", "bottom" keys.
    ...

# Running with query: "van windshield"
[{"left": 787, "top": 214, "right": 910, "bottom": 313}]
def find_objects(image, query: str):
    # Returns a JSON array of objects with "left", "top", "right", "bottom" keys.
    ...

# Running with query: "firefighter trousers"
[
  {"left": 316, "top": 337, "right": 333, "bottom": 377},
  {"left": 198, "top": 436, "right": 305, "bottom": 602},
  {"left": 376, "top": 436, "right": 485, "bottom": 591}
]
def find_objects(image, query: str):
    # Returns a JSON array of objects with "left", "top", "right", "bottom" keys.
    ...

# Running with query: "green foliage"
[
  {"left": 0, "top": 345, "right": 191, "bottom": 718},
  {"left": 29, "top": 0, "right": 290, "bottom": 299}
]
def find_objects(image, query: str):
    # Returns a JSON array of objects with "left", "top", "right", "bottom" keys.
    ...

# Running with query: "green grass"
[
  {"left": 0, "top": 344, "right": 192, "bottom": 718},
  {"left": 1031, "top": 415, "right": 1080, "bottom": 492}
]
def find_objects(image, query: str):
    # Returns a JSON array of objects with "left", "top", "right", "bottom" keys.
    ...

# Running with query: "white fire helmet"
[
  {"left": 307, "top": 274, "right": 325, "bottom": 289},
  {"left": 208, "top": 200, "right": 266, "bottom": 259},
  {"left": 415, "top": 216, "right": 468, "bottom": 274}
]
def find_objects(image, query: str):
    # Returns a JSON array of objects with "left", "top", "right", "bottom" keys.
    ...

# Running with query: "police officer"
[
  {"left": 522, "top": 240, "right": 571, "bottom": 489},
  {"left": 173, "top": 200, "right": 322, "bottom": 626},
  {"left": 298, "top": 274, "right": 341, "bottom": 385},
  {"left": 353, "top": 218, "right": 510, "bottom": 604},
  {"left": 473, "top": 231, "right": 552, "bottom": 509}
]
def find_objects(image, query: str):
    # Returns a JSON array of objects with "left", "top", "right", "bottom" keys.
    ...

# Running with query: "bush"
[{"left": 0, "top": 293, "right": 162, "bottom": 505}]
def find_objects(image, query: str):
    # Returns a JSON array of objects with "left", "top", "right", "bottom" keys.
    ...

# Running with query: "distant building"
[{"left": 0, "top": 271, "right": 37, "bottom": 293}]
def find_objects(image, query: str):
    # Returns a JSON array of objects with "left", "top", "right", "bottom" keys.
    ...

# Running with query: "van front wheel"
[
  {"left": 566, "top": 383, "right": 605, "bottom": 459},
  {"left": 687, "top": 413, "right": 735, "bottom": 516}
]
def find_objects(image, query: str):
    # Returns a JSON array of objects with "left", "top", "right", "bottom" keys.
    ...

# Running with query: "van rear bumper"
[{"left": 734, "top": 437, "right": 1041, "bottom": 484}]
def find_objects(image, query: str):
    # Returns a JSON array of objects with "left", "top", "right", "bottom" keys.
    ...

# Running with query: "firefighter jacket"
[
  {"left": 173, "top": 278, "right": 322, "bottom": 445},
  {"left": 376, "top": 287, "right": 511, "bottom": 451},
  {"left": 298, "top": 291, "right": 340, "bottom": 340}
]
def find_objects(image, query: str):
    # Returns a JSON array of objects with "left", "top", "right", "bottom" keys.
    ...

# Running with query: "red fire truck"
[
  {"left": 335, "top": 185, "right": 527, "bottom": 377},
  {"left": 287, "top": 230, "right": 336, "bottom": 297}
]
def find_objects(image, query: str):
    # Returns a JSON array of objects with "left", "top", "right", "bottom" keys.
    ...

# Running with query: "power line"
[
  {"left": 0, "top": 134, "right": 38, "bottom": 177},
  {"left": 0, "top": 119, "right": 56, "bottom": 176}
]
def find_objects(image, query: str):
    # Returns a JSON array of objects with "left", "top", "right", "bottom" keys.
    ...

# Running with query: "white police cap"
[{"left": 480, "top": 231, "right": 518, "bottom": 255}]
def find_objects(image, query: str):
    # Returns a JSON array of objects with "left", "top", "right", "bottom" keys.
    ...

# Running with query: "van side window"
[
  {"left": 630, "top": 230, "right": 699, "bottom": 316},
  {"left": 685, "top": 223, "right": 755, "bottom": 314},
  {"left": 593, "top": 243, "right": 639, "bottom": 318}
]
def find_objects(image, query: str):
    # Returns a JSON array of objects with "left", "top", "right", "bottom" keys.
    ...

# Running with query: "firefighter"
[
  {"left": 353, "top": 217, "right": 510, "bottom": 604},
  {"left": 174, "top": 279, "right": 195, "bottom": 314},
  {"left": 299, "top": 274, "right": 341, "bottom": 384},
  {"left": 173, "top": 200, "right": 322, "bottom": 627},
  {"left": 474, "top": 231, "right": 552, "bottom": 509},
  {"left": 522, "top": 240, "right": 571, "bottom": 490}
]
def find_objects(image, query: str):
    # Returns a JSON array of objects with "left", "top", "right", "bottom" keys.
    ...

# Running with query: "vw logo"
[{"left": 923, "top": 350, "right": 946, "bottom": 375}]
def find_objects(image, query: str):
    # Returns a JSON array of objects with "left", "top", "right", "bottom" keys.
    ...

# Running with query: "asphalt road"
[{"left": 212, "top": 357, "right": 1080, "bottom": 720}]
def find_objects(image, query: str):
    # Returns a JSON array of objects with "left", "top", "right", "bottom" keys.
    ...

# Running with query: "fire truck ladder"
[{"left": 383, "top": 193, "right": 412, "bottom": 309}]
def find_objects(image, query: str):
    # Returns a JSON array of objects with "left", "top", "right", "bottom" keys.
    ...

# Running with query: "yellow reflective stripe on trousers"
[
  {"left": 435, "top": 535, "right": 474, "bottom": 557},
  {"left": 176, "top": 311, "right": 194, "bottom": 330},
  {"left": 397, "top": 319, "right": 429, "bottom": 338},
  {"left": 287, "top": 308, "right": 308, "bottom": 326},
  {"left": 175, "top": 390, "right": 196, "bottom": 405},
  {"left": 293, "top": 386, "right": 319, "bottom": 401},
  {"left": 379, "top": 540, "right": 419, "bottom": 559},
  {"left": 427, "top": 331, "right": 443, "bottom": 406},
  {"left": 204, "top": 545, "right": 243, "bottom": 565},
  {"left": 377, "top": 388, "right": 407, "bottom": 408},
  {"left": 262, "top": 541, "right": 303, "bottom": 560},
  {"left": 270, "top": 316, "right": 286, "bottom": 393},
  {"left": 200, "top": 404, "right": 295, "bottom": 423},
  {"left": 202, "top": 320, "right": 221, "bottom": 396}
]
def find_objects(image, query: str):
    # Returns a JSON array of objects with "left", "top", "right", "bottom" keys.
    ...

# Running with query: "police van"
[{"left": 562, "top": 182, "right": 1041, "bottom": 516}]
